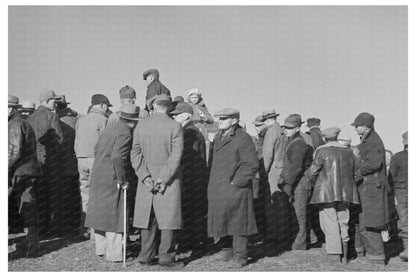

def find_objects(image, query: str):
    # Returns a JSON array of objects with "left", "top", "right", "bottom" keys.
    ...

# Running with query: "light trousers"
[
  {"left": 319, "top": 202, "right": 350, "bottom": 254},
  {"left": 95, "top": 230, "right": 123, "bottom": 262}
]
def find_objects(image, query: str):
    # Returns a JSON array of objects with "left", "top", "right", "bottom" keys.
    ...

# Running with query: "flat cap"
[
  {"left": 321, "top": 127, "right": 341, "bottom": 139},
  {"left": 261, "top": 109, "right": 279, "bottom": 121},
  {"left": 20, "top": 100, "right": 35, "bottom": 110},
  {"left": 402, "top": 131, "right": 408, "bottom": 145},
  {"left": 351, "top": 112, "right": 375, "bottom": 128},
  {"left": 91, "top": 94, "right": 113, "bottom": 107},
  {"left": 119, "top": 103, "right": 140, "bottom": 121},
  {"left": 39, "top": 89, "right": 61, "bottom": 103},
  {"left": 170, "top": 102, "right": 193, "bottom": 115},
  {"left": 306, "top": 118, "right": 321, "bottom": 127},
  {"left": 8, "top": 95, "right": 21, "bottom": 107},
  {"left": 252, "top": 115, "right": 265, "bottom": 126},
  {"left": 119, "top": 85, "right": 136, "bottom": 99},
  {"left": 143, "top": 69, "right": 159, "bottom": 80},
  {"left": 214, "top": 107, "right": 240, "bottom": 119},
  {"left": 281, "top": 114, "right": 302, "bottom": 129}
]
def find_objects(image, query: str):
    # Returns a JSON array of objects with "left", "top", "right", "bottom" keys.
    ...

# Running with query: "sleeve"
[
  {"left": 50, "top": 113, "right": 64, "bottom": 145},
  {"left": 284, "top": 140, "right": 307, "bottom": 186},
  {"left": 111, "top": 132, "right": 132, "bottom": 184},
  {"left": 8, "top": 121, "right": 23, "bottom": 172},
  {"left": 262, "top": 127, "right": 276, "bottom": 173},
  {"left": 131, "top": 123, "right": 152, "bottom": 182},
  {"left": 158, "top": 123, "right": 184, "bottom": 184},
  {"left": 306, "top": 149, "right": 324, "bottom": 186},
  {"left": 232, "top": 134, "right": 259, "bottom": 188},
  {"left": 389, "top": 154, "right": 399, "bottom": 183},
  {"left": 359, "top": 142, "right": 384, "bottom": 176},
  {"left": 74, "top": 119, "right": 79, "bottom": 156},
  {"left": 201, "top": 105, "right": 214, "bottom": 124}
]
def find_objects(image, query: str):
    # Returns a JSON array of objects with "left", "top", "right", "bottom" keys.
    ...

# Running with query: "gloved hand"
[
  {"left": 154, "top": 178, "right": 167, "bottom": 195},
  {"left": 117, "top": 181, "right": 129, "bottom": 190},
  {"left": 143, "top": 177, "right": 155, "bottom": 192}
]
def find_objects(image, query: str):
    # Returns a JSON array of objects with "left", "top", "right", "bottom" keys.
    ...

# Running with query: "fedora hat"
[
  {"left": 119, "top": 103, "right": 140, "bottom": 121},
  {"left": 8, "top": 95, "right": 22, "bottom": 108},
  {"left": 261, "top": 109, "right": 279, "bottom": 121},
  {"left": 20, "top": 100, "right": 36, "bottom": 111}
]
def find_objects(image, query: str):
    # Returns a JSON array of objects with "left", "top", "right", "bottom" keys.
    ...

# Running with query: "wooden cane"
[{"left": 123, "top": 187, "right": 127, "bottom": 268}]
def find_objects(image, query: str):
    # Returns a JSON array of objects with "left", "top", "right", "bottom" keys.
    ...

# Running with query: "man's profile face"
[
  {"left": 255, "top": 125, "right": 265, "bottom": 134},
  {"left": 8, "top": 107, "right": 13, "bottom": 116},
  {"left": 354, "top": 125, "right": 366, "bottom": 136},
  {"left": 284, "top": 127, "right": 297, "bottom": 137},
  {"left": 173, "top": 113, "right": 185, "bottom": 124}
]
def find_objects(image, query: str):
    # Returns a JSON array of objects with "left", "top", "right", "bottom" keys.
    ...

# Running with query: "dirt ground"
[{"left": 8, "top": 234, "right": 407, "bottom": 272}]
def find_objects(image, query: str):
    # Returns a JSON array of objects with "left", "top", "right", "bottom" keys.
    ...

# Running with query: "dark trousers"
[
  {"left": 349, "top": 204, "right": 364, "bottom": 254},
  {"left": 60, "top": 175, "right": 81, "bottom": 235},
  {"left": 395, "top": 189, "right": 408, "bottom": 240},
  {"left": 139, "top": 208, "right": 175, "bottom": 263},
  {"left": 290, "top": 185, "right": 310, "bottom": 248},
  {"left": 359, "top": 212, "right": 385, "bottom": 261}
]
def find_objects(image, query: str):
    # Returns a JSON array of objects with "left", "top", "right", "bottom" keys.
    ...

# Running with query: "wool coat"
[
  {"left": 132, "top": 112, "right": 183, "bottom": 230},
  {"left": 84, "top": 121, "right": 134, "bottom": 233},
  {"left": 207, "top": 125, "right": 259, "bottom": 238},
  {"left": 307, "top": 141, "right": 360, "bottom": 205},
  {"left": 58, "top": 108, "right": 79, "bottom": 176},
  {"left": 356, "top": 128, "right": 390, "bottom": 228},
  {"left": 145, "top": 80, "right": 171, "bottom": 111}
]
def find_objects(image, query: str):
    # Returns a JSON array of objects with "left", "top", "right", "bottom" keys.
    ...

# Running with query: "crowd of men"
[{"left": 8, "top": 68, "right": 408, "bottom": 268}]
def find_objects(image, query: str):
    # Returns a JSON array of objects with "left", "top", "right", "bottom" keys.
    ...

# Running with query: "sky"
[{"left": 8, "top": 5, "right": 408, "bottom": 152}]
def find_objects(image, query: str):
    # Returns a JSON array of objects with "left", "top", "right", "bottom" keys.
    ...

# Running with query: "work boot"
[
  {"left": 227, "top": 257, "right": 248, "bottom": 269},
  {"left": 399, "top": 238, "right": 408, "bottom": 261},
  {"left": 342, "top": 242, "right": 349, "bottom": 264},
  {"left": 215, "top": 248, "right": 233, "bottom": 261}
]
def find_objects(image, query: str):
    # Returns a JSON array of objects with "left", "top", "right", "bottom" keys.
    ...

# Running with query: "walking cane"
[{"left": 123, "top": 186, "right": 127, "bottom": 268}]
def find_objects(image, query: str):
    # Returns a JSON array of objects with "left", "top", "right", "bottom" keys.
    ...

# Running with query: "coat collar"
[
  {"left": 214, "top": 124, "right": 240, "bottom": 152},
  {"left": 316, "top": 141, "right": 347, "bottom": 152},
  {"left": 89, "top": 107, "right": 106, "bottom": 116},
  {"left": 361, "top": 127, "right": 375, "bottom": 143}
]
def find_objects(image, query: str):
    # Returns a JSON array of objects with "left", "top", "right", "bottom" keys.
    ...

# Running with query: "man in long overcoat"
[
  {"left": 131, "top": 95, "right": 183, "bottom": 267},
  {"left": 170, "top": 102, "right": 208, "bottom": 256},
  {"left": 84, "top": 103, "right": 140, "bottom": 262},
  {"left": 351, "top": 112, "right": 390, "bottom": 264},
  {"left": 27, "top": 89, "right": 63, "bottom": 237},
  {"left": 207, "top": 107, "right": 259, "bottom": 268}
]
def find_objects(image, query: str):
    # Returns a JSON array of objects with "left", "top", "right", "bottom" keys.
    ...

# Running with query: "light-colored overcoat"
[{"left": 132, "top": 112, "right": 183, "bottom": 230}]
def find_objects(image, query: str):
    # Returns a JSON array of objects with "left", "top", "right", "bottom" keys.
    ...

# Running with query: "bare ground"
[{"left": 8, "top": 234, "right": 407, "bottom": 272}]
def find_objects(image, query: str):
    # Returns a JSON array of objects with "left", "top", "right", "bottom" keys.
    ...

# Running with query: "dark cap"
[
  {"left": 402, "top": 131, "right": 408, "bottom": 145},
  {"left": 143, "top": 69, "right": 160, "bottom": 80},
  {"left": 261, "top": 109, "right": 279, "bottom": 121},
  {"left": 214, "top": 107, "right": 240, "bottom": 119},
  {"left": 56, "top": 94, "right": 70, "bottom": 104},
  {"left": 119, "top": 85, "right": 136, "bottom": 99},
  {"left": 282, "top": 114, "right": 302, "bottom": 129},
  {"left": 8, "top": 95, "right": 21, "bottom": 107},
  {"left": 321, "top": 127, "right": 341, "bottom": 139},
  {"left": 119, "top": 103, "right": 140, "bottom": 121},
  {"left": 306, "top": 118, "right": 321, "bottom": 127},
  {"left": 170, "top": 102, "right": 194, "bottom": 115},
  {"left": 351, "top": 112, "right": 375, "bottom": 128},
  {"left": 91, "top": 94, "right": 113, "bottom": 107},
  {"left": 39, "top": 89, "right": 61, "bottom": 103}
]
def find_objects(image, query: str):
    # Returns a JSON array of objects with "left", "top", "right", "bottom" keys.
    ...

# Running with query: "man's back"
[{"left": 74, "top": 109, "right": 107, "bottom": 158}]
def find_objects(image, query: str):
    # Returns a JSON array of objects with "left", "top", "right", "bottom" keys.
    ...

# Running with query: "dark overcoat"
[
  {"left": 207, "top": 125, "right": 259, "bottom": 238},
  {"left": 132, "top": 112, "right": 183, "bottom": 229},
  {"left": 357, "top": 128, "right": 390, "bottom": 228},
  {"left": 84, "top": 121, "right": 134, "bottom": 233}
]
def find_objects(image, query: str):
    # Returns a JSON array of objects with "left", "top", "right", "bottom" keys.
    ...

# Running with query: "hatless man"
[
  {"left": 389, "top": 131, "right": 408, "bottom": 261},
  {"left": 306, "top": 127, "right": 360, "bottom": 264},
  {"left": 142, "top": 69, "right": 171, "bottom": 112},
  {"left": 278, "top": 114, "right": 313, "bottom": 250},
  {"left": 170, "top": 102, "right": 208, "bottom": 256},
  {"left": 8, "top": 95, "right": 42, "bottom": 257},
  {"left": 107, "top": 85, "right": 149, "bottom": 127},
  {"left": 27, "top": 89, "right": 63, "bottom": 237},
  {"left": 351, "top": 112, "right": 390, "bottom": 264},
  {"left": 132, "top": 94, "right": 183, "bottom": 267},
  {"left": 56, "top": 95, "right": 81, "bottom": 236},
  {"left": 207, "top": 107, "right": 258, "bottom": 268},
  {"left": 85, "top": 103, "right": 140, "bottom": 262},
  {"left": 74, "top": 94, "right": 112, "bottom": 239}
]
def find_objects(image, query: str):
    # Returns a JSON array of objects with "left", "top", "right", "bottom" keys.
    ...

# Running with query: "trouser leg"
[
  {"left": 105, "top": 232, "right": 123, "bottom": 262},
  {"left": 34, "top": 173, "right": 49, "bottom": 236},
  {"left": 292, "top": 185, "right": 309, "bottom": 248},
  {"left": 233, "top": 235, "right": 248, "bottom": 260},
  {"left": 319, "top": 205, "right": 342, "bottom": 254},
  {"left": 77, "top": 158, "right": 94, "bottom": 229},
  {"left": 159, "top": 229, "right": 175, "bottom": 263},
  {"left": 337, "top": 203, "right": 350, "bottom": 244},
  {"left": 359, "top": 212, "right": 385, "bottom": 261},
  {"left": 395, "top": 190, "right": 408, "bottom": 240},
  {"left": 95, "top": 230, "right": 107, "bottom": 256},
  {"left": 138, "top": 208, "right": 157, "bottom": 263}
]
